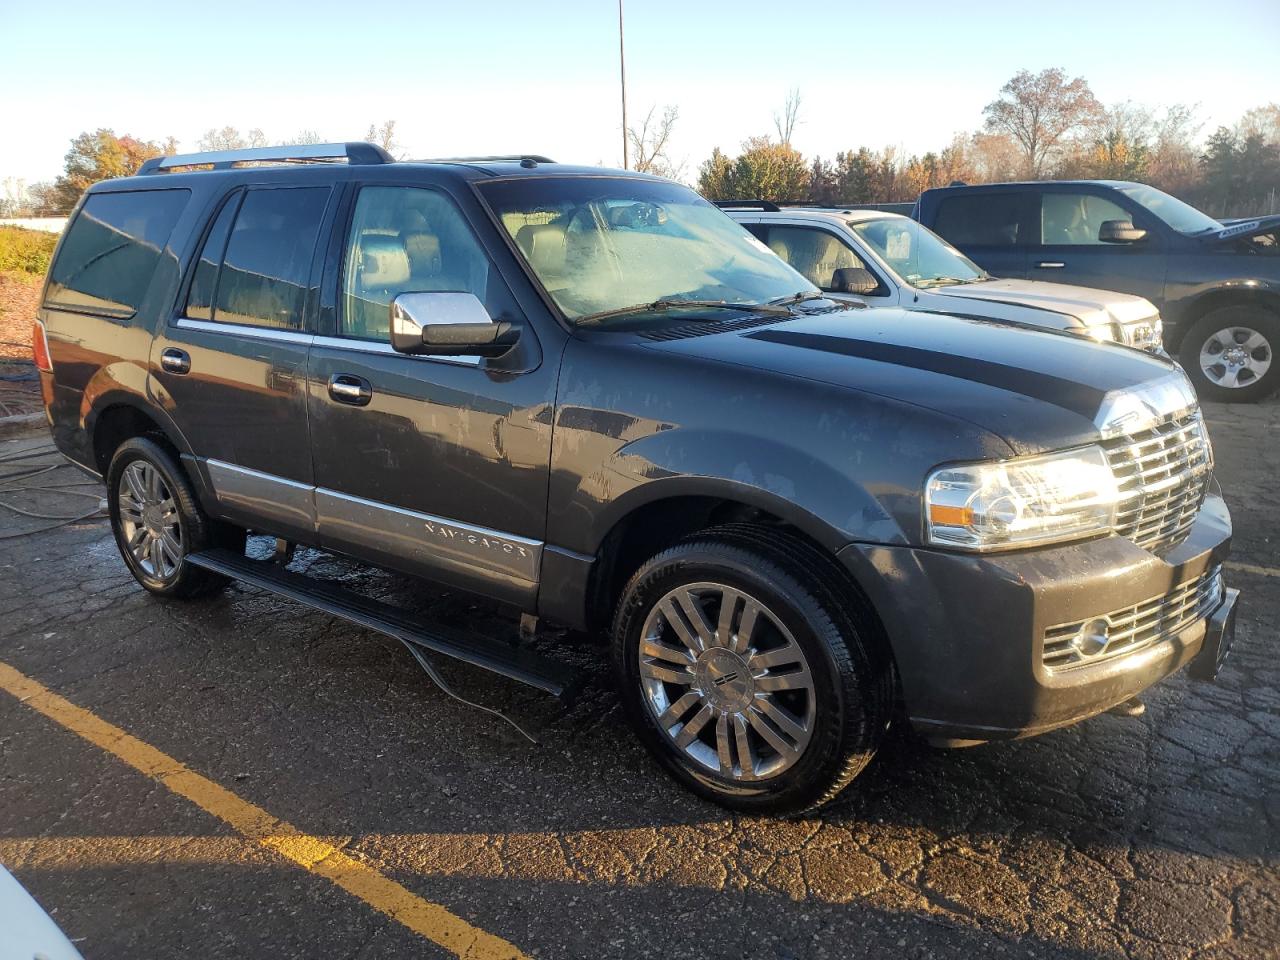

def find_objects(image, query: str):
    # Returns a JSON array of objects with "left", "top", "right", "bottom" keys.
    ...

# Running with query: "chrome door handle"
[
  {"left": 1035, "top": 261, "right": 1066, "bottom": 269},
  {"left": 160, "top": 348, "right": 191, "bottom": 374},
  {"left": 328, "top": 373, "right": 372, "bottom": 406}
]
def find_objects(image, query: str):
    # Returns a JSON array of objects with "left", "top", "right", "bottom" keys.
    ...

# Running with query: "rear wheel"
[
  {"left": 612, "top": 530, "right": 891, "bottom": 814},
  {"left": 1180, "top": 306, "right": 1278, "bottom": 403},
  {"left": 107, "top": 437, "right": 242, "bottom": 598}
]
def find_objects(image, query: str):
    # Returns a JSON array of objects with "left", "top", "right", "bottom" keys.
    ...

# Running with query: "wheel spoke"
[
  {"left": 673, "top": 704, "right": 714, "bottom": 748},
  {"left": 160, "top": 530, "right": 183, "bottom": 566},
  {"left": 755, "top": 668, "right": 813, "bottom": 693},
  {"left": 675, "top": 589, "right": 716, "bottom": 650},
  {"left": 733, "top": 714, "right": 756, "bottom": 781},
  {"left": 124, "top": 466, "right": 146, "bottom": 502},
  {"left": 657, "top": 690, "right": 702, "bottom": 730},
  {"left": 756, "top": 698, "right": 808, "bottom": 742},
  {"left": 1241, "top": 331, "right": 1268, "bottom": 353},
  {"left": 658, "top": 597, "right": 702, "bottom": 655},
  {"left": 730, "top": 599, "right": 760, "bottom": 655},
  {"left": 715, "top": 713, "right": 732, "bottom": 774},
  {"left": 716, "top": 588, "right": 739, "bottom": 648},
  {"left": 640, "top": 660, "right": 694, "bottom": 686},
  {"left": 149, "top": 535, "right": 165, "bottom": 575},
  {"left": 749, "top": 640, "right": 802, "bottom": 671},
  {"left": 640, "top": 637, "right": 694, "bottom": 665},
  {"left": 747, "top": 706, "right": 803, "bottom": 762}
]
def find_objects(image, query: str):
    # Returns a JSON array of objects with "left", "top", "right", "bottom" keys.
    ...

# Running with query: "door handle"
[
  {"left": 1035, "top": 261, "right": 1066, "bottom": 269},
  {"left": 328, "top": 373, "right": 372, "bottom": 406},
  {"left": 160, "top": 348, "right": 191, "bottom": 374}
]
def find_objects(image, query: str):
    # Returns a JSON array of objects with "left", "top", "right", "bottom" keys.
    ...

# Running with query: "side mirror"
[
  {"left": 830, "top": 267, "right": 880, "bottom": 296},
  {"left": 1098, "top": 219, "right": 1147, "bottom": 244},
  {"left": 389, "top": 292, "right": 520, "bottom": 358}
]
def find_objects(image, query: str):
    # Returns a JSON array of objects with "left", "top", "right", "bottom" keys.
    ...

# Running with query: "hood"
[
  {"left": 1201, "top": 214, "right": 1280, "bottom": 245},
  {"left": 642, "top": 306, "right": 1181, "bottom": 456},
  {"left": 929, "top": 277, "right": 1158, "bottom": 325}
]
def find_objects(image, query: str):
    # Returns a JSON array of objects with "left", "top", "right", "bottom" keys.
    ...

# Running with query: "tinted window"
[
  {"left": 760, "top": 226, "right": 865, "bottom": 290},
  {"left": 185, "top": 193, "right": 241, "bottom": 320},
  {"left": 932, "top": 193, "right": 1023, "bottom": 247},
  {"left": 1040, "top": 192, "right": 1133, "bottom": 245},
  {"left": 213, "top": 187, "right": 329, "bottom": 330},
  {"left": 341, "top": 186, "right": 491, "bottom": 341},
  {"left": 45, "top": 189, "right": 190, "bottom": 318}
]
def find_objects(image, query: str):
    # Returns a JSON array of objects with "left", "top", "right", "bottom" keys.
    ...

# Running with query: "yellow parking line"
[
  {"left": 1226, "top": 560, "right": 1280, "bottom": 579},
  {"left": 0, "top": 661, "right": 528, "bottom": 960}
]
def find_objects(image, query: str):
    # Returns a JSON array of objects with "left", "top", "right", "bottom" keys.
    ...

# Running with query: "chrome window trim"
[
  {"left": 174, "top": 316, "right": 314, "bottom": 345},
  {"left": 311, "top": 335, "right": 482, "bottom": 366}
]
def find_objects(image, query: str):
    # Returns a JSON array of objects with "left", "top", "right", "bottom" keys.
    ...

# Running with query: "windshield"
[
  {"left": 849, "top": 217, "right": 985, "bottom": 287},
  {"left": 1115, "top": 183, "right": 1222, "bottom": 235},
  {"left": 477, "top": 177, "right": 815, "bottom": 325}
]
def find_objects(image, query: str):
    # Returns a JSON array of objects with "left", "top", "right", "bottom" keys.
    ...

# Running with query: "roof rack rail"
[
  {"left": 712, "top": 199, "right": 782, "bottom": 211},
  {"left": 138, "top": 142, "right": 394, "bottom": 174},
  {"left": 421, "top": 155, "right": 555, "bottom": 167}
]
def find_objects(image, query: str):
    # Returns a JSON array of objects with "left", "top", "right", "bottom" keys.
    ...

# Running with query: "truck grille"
[
  {"left": 1043, "top": 565, "right": 1223, "bottom": 670},
  {"left": 1103, "top": 411, "right": 1212, "bottom": 554}
]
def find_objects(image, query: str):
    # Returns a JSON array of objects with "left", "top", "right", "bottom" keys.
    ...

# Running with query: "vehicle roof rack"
[
  {"left": 420, "top": 155, "right": 555, "bottom": 167},
  {"left": 712, "top": 199, "right": 782, "bottom": 211},
  {"left": 138, "top": 142, "right": 394, "bottom": 174}
]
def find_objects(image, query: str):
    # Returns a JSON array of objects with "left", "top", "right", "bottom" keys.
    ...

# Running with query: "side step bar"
[{"left": 187, "top": 548, "right": 578, "bottom": 698}]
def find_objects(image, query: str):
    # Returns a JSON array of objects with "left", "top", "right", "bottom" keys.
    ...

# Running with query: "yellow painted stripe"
[
  {"left": 0, "top": 660, "right": 528, "bottom": 960},
  {"left": 1226, "top": 560, "right": 1280, "bottom": 579}
]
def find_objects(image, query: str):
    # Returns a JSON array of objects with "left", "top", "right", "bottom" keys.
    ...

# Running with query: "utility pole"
[{"left": 618, "top": 0, "right": 628, "bottom": 169}]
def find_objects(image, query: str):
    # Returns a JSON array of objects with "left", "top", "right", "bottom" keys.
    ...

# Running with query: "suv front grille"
[
  {"left": 1103, "top": 411, "right": 1212, "bottom": 554},
  {"left": 1043, "top": 565, "right": 1223, "bottom": 670}
]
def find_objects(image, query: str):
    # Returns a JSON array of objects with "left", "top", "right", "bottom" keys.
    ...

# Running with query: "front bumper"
[{"left": 838, "top": 489, "right": 1234, "bottom": 744}]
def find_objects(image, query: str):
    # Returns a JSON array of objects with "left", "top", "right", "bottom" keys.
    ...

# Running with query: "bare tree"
[
  {"left": 983, "top": 68, "right": 1102, "bottom": 177},
  {"left": 365, "top": 121, "right": 399, "bottom": 156},
  {"left": 283, "top": 130, "right": 324, "bottom": 145},
  {"left": 627, "top": 105, "right": 681, "bottom": 178},
  {"left": 197, "top": 127, "right": 267, "bottom": 151},
  {"left": 774, "top": 88, "right": 802, "bottom": 146}
]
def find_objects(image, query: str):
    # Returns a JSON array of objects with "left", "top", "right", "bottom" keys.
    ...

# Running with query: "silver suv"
[{"left": 723, "top": 203, "right": 1164, "bottom": 351}]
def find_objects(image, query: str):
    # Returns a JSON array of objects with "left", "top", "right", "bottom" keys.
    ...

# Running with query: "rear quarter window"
[
  {"left": 44, "top": 189, "right": 190, "bottom": 319},
  {"left": 931, "top": 193, "right": 1023, "bottom": 247}
]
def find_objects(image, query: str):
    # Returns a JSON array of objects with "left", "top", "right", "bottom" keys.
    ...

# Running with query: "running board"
[{"left": 187, "top": 548, "right": 577, "bottom": 697}]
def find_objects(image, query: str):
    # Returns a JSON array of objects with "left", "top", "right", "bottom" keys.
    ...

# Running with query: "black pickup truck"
[
  {"left": 34, "top": 145, "right": 1237, "bottom": 813},
  {"left": 915, "top": 180, "right": 1280, "bottom": 402}
]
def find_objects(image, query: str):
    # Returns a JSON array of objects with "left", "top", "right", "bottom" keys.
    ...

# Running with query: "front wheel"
[
  {"left": 1179, "top": 306, "right": 1278, "bottom": 403},
  {"left": 611, "top": 532, "right": 890, "bottom": 814}
]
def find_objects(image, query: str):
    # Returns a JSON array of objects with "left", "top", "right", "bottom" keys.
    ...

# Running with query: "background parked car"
[
  {"left": 915, "top": 180, "right": 1280, "bottom": 402},
  {"left": 721, "top": 202, "right": 1164, "bottom": 351}
]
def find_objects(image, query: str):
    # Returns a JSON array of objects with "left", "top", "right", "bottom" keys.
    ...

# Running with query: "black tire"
[
  {"left": 1179, "top": 306, "right": 1279, "bottom": 403},
  {"left": 611, "top": 527, "right": 892, "bottom": 814},
  {"left": 106, "top": 437, "right": 243, "bottom": 598}
]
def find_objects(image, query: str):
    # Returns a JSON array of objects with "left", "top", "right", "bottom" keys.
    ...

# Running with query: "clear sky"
[{"left": 4, "top": 0, "right": 1278, "bottom": 185}]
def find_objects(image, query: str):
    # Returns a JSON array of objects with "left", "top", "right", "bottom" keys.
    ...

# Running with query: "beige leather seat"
[{"left": 516, "top": 223, "right": 568, "bottom": 287}]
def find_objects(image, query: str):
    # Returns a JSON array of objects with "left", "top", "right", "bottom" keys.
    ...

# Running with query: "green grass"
[{"left": 0, "top": 226, "right": 58, "bottom": 276}]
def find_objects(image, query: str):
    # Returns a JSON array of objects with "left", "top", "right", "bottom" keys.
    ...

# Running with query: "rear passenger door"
[
  {"left": 306, "top": 183, "right": 556, "bottom": 608},
  {"left": 929, "top": 191, "right": 1032, "bottom": 279},
  {"left": 153, "top": 182, "right": 335, "bottom": 541}
]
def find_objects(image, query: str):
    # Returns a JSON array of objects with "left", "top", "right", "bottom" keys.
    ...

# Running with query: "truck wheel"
[
  {"left": 611, "top": 532, "right": 890, "bottom": 814},
  {"left": 106, "top": 437, "right": 242, "bottom": 598},
  {"left": 1179, "top": 306, "right": 1278, "bottom": 403}
]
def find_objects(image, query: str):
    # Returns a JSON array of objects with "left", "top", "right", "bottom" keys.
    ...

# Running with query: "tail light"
[{"left": 32, "top": 320, "right": 53, "bottom": 373}]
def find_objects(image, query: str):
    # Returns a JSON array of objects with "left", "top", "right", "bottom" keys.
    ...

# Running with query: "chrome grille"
[
  {"left": 1043, "top": 566, "right": 1223, "bottom": 670},
  {"left": 1103, "top": 411, "right": 1212, "bottom": 554}
]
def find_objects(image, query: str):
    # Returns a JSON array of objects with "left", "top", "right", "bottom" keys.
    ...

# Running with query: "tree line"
[{"left": 685, "top": 70, "right": 1279, "bottom": 217}]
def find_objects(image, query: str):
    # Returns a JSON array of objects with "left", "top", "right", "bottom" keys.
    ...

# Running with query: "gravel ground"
[
  {"left": 0, "top": 270, "right": 40, "bottom": 360},
  {"left": 0, "top": 396, "right": 1276, "bottom": 959}
]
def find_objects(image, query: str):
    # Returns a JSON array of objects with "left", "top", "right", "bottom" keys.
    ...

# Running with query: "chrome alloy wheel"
[
  {"left": 1199, "top": 325, "right": 1272, "bottom": 389},
  {"left": 638, "top": 582, "right": 816, "bottom": 782},
  {"left": 117, "top": 461, "right": 183, "bottom": 580}
]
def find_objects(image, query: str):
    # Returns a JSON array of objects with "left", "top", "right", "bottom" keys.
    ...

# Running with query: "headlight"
[
  {"left": 1086, "top": 322, "right": 1123, "bottom": 344},
  {"left": 925, "top": 446, "right": 1120, "bottom": 551}
]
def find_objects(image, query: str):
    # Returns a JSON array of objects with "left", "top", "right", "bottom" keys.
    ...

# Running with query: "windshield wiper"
[
  {"left": 576, "top": 298, "right": 791, "bottom": 327},
  {"left": 916, "top": 276, "right": 980, "bottom": 288},
  {"left": 768, "top": 291, "right": 828, "bottom": 306}
]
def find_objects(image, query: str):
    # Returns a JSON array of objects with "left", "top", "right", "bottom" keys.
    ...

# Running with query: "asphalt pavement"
[{"left": 0, "top": 397, "right": 1277, "bottom": 959}]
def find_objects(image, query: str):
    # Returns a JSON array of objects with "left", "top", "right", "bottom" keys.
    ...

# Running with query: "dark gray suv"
[{"left": 34, "top": 144, "right": 1238, "bottom": 813}]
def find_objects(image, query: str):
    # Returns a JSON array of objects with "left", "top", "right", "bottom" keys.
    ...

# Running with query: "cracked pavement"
[{"left": 0, "top": 395, "right": 1277, "bottom": 959}]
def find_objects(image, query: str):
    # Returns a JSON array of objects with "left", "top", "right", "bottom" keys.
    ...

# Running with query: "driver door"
[{"left": 306, "top": 183, "right": 555, "bottom": 607}]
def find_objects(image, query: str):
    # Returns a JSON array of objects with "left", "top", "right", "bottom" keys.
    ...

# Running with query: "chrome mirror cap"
[{"left": 389, "top": 292, "right": 519, "bottom": 358}]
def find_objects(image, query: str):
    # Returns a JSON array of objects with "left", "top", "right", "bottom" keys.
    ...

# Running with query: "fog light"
[{"left": 1071, "top": 618, "right": 1110, "bottom": 657}]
